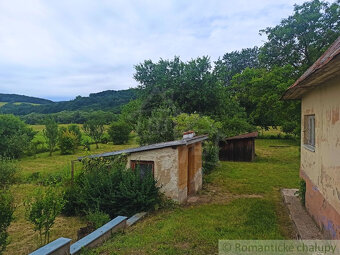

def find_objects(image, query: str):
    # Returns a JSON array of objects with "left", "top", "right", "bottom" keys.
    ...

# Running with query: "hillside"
[
  {"left": 0, "top": 93, "right": 53, "bottom": 105},
  {"left": 0, "top": 89, "right": 136, "bottom": 115}
]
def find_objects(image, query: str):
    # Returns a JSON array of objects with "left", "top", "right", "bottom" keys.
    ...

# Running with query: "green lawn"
[{"left": 87, "top": 139, "right": 300, "bottom": 255}]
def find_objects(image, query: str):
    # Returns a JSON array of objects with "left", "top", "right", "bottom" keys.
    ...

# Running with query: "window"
[
  {"left": 304, "top": 115, "right": 315, "bottom": 150},
  {"left": 130, "top": 160, "right": 154, "bottom": 179}
]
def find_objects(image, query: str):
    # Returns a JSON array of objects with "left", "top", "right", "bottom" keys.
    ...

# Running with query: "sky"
[{"left": 0, "top": 0, "right": 311, "bottom": 101}]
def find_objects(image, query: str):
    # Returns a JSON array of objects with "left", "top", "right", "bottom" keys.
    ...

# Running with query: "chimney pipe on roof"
[{"left": 183, "top": 131, "right": 195, "bottom": 139}]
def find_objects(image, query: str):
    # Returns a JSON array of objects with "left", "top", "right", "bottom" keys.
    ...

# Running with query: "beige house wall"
[{"left": 301, "top": 76, "right": 340, "bottom": 213}]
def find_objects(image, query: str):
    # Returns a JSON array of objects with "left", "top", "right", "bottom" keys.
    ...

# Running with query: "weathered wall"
[
  {"left": 301, "top": 76, "right": 340, "bottom": 239},
  {"left": 178, "top": 145, "right": 188, "bottom": 203},
  {"left": 127, "top": 147, "right": 180, "bottom": 201}
]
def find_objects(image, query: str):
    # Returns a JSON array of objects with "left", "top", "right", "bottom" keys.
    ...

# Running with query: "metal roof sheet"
[
  {"left": 225, "top": 131, "right": 258, "bottom": 141},
  {"left": 78, "top": 135, "right": 209, "bottom": 161}
]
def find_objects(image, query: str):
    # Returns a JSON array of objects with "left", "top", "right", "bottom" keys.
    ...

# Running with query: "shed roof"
[
  {"left": 225, "top": 131, "right": 258, "bottom": 141},
  {"left": 78, "top": 135, "right": 208, "bottom": 161},
  {"left": 282, "top": 36, "right": 340, "bottom": 100}
]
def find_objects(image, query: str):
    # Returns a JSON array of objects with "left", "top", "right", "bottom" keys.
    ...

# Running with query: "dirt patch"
[{"left": 185, "top": 183, "right": 263, "bottom": 206}]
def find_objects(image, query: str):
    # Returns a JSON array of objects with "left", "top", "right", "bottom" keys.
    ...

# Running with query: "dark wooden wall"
[{"left": 218, "top": 138, "right": 255, "bottom": 162}]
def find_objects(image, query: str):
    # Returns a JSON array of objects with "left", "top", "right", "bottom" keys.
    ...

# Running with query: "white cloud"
[{"left": 0, "top": 0, "right": 316, "bottom": 100}]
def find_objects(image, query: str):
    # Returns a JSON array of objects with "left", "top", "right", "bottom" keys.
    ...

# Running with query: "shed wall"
[
  {"left": 126, "top": 147, "right": 180, "bottom": 201},
  {"left": 219, "top": 138, "right": 255, "bottom": 162}
]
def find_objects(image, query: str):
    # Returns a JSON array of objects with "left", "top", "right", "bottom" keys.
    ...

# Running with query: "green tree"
[
  {"left": 67, "top": 124, "right": 82, "bottom": 146},
  {"left": 0, "top": 114, "right": 35, "bottom": 158},
  {"left": 230, "top": 66, "right": 300, "bottom": 131},
  {"left": 214, "top": 47, "right": 260, "bottom": 86},
  {"left": 259, "top": 0, "right": 340, "bottom": 72},
  {"left": 136, "top": 107, "right": 175, "bottom": 145},
  {"left": 83, "top": 120, "right": 105, "bottom": 149},
  {"left": 25, "top": 187, "right": 65, "bottom": 245},
  {"left": 134, "top": 56, "right": 227, "bottom": 117},
  {"left": 119, "top": 99, "right": 142, "bottom": 129},
  {"left": 43, "top": 119, "right": 59, "bottom": 156},
  {"left": 108, "top": 121, "right": 131, "bottom": 145},
  {"left": 58, "top": 128, "right": 77, "bottom": 155}
]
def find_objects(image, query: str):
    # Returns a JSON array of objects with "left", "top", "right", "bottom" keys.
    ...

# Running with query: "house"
[
  {"left": 219, "top": 131, "right": 258, "bottom": 162},
  {"left": 283, "top": 36, "right": 340, "bottom": 239},
  {"left": 78, "top": 132, "right": 208, "bottom": 204}
]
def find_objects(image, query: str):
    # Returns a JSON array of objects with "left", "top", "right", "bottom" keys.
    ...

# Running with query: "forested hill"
[
  {"left": 0, "top": 93, "right": 53, "bottom": 104},
  {"left": 0, "top": 88, "right": 136, "bottom": 115}
]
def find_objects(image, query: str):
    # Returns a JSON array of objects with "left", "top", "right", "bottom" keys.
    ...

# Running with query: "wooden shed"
[{"left": 218, "top": 131, "right": 258, "bottom": 162}]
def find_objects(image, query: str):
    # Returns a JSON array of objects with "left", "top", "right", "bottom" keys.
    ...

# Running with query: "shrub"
[
  {"left": 86, "top": 210, "right": 110, "bottom": 229},
  {"left": 0, "top": 114, "right": 36, "bottom": 158},
  {"left": 0, "top": 190, "right": 14, "bottom": 254},
  {"left": 63, "top": 159, "right": 161, "bottom": 218},
  {"left": 202, "top": 141, "right": 219, "bottom": 174},
  {"left": 25, "top": 187, "right": 65, "bottom": 245},
  {"left": 0, "top": 158, "right": 18, "bottom": 189},
  {"left": 59, "top": 128, "right": 77, "bottom": 155},
  {"left": 108, "top": 121, "right": 130, "bottom": 145}
]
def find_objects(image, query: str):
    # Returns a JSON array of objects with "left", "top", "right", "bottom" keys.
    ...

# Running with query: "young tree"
[
  {"left": 108, "top": 121, "right": 131, "bottom": 145},
  {"left": 43, "top": 119, "right": 58, "bottom": 156},
  {"left": 25, "top": 187, "right": 65, "bottom": 245},
  {"left": 58, "top": 128, "right": 78, "bottom": 155},
  {"left": 83, "top": 120, "right": 105, "bottom": 149},
  {"left": 0, "top": 114, "right": 35, "bottom": 158}
]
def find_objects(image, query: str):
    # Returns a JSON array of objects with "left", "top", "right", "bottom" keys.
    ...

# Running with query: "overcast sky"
[{"left": 0, "top": 0, "right": 311, "bottom": 101}]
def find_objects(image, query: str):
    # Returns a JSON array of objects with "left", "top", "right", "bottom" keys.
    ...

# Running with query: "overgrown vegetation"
[
  {"left": 25, "top": 187, "right": 65, "bottom": 245},
  {"left": 63, "top": 159, "right": 161, "bottom": 218}
]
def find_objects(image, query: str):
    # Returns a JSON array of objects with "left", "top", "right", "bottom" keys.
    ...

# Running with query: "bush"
[
  {"left": 59, "top": 128, "right": 77, "bottom": 155},
  {"left": 0, "top": 158, "right": 18, "bottom": 189},
  {"left": 173, "top": 113, "right": 222, "bottom": 142},
  {"left": 25, "top": 187, "right": 65, "bottom": 245},
  {"left": 86, "top": 210, "right": 110, "bottom": 229},
  {"left": 0, "top": 191, "right": 14, "bottom": 254},
  {"left": 202, "top": 141, "right": 219, "bottom": 174},
  {"left": 63, "top": 159, "right": 161, "bottom": 218},
  {"left": 0, "top": 114, "right": 36, "bottom": 158},
  {"left": 108, "top": 121, "right": 130, "bottom": 145}
]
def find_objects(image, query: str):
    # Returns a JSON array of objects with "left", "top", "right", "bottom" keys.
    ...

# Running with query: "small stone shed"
[
  {"left": 79, "top": 133, "right": 208, "bottom": 204},
  {"left": 218, "top": 131, "right": 258, "bottom": 162}
]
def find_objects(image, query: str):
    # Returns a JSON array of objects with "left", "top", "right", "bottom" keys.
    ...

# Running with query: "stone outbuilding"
[
  {"left": 80, "top": 132, "right": 208, "bottom": 204},
  {"left": 283, "top": 36, "right": 340, "bottom": 239}
]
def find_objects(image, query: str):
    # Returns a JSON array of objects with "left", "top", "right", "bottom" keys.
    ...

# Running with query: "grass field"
[
  {"left": 87, "top": 139, "right": 300, "bottom": 255},
  {"left": 0, "top": 102, "right": 7, "bottom": 107}
]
